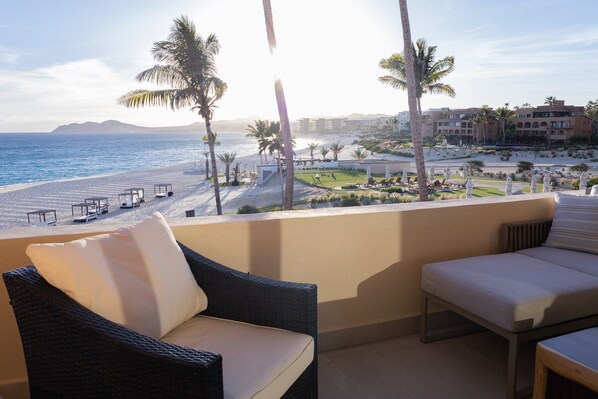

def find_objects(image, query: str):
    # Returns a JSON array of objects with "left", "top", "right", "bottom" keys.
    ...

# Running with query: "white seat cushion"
[
  {"left": 161, "top": 316, "right": 314, "bottom": 399},
  {"left": 422, "top": 253, "right": 598, "bottom": 332},
  {"left": 26, "top": 212, "right": 208, "bottom": 339},
  {"left": 517, "top": 246, "right": 598, "bottom": 278}
]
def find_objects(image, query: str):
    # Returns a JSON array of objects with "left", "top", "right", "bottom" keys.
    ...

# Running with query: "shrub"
[
  {"left": 340, "top": 194, "right": 361, "bottom": 207},
  {"left": 381, "top": 186, "right": 404, "bottom": 194},
  {"left": 341, "top": 184, "right": 358, "bottom": 189},
  {"left": 237, "top": 205, "right": 260, "bottom": 214}
]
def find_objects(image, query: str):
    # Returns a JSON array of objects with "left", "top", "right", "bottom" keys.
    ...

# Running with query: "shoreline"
[{"left": 0, "top": 136, "right": 595, "bottom": 230}]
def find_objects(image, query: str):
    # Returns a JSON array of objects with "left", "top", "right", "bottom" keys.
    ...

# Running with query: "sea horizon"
[{"left": 0, "top": 132, "right": 323, "bottom": 187}]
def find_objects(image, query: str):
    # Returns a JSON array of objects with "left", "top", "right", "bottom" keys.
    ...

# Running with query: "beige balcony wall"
[{"left": 0, "top": 195, "right": 555, "bottom": 385}]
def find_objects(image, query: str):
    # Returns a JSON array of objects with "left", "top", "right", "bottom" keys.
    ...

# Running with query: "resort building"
[
  {"left": 315, "top": 118, "right": 326, "bottom": 133},
  {"left": 511, "top": 100, "right": 593, "bottom": 144},
  {"left": 425, "top": 107, "right": 498, "bottom": 144},
  {"left": 298, "top": 118, "right": 311, "bottom": 133}
]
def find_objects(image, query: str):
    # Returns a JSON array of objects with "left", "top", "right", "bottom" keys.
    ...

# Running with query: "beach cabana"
[
  {"left": 125, "top": 188, "right": 145, "bottom": 203},
  {"left": 154, "top": 183, "right": 173, "bottom": 198},
  {"left": 85, "top": 197, "right": 109, "bottom": 214},
  {"left": 71, "top": 203, "right": 98, "bottom": 223},
  {"left": 27, "top": 209, "right": 57, "bottom": 227},
  {"left": 118, "top": 192, "right": 141, "bottom": 209}
]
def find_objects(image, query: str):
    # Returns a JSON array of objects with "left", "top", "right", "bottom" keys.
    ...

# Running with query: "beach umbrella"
[
  {"left": 444, "top": 166, "right": 450, "bottom": 181},
  {"left": 430, "top": 167, "right": 435, "bottom": 182},
  {"left": 543, "top": 173, "right": 551, "bottom": 193},
  {"left": 366, "top": 165, "right": 371, "bottom": 180},
  {"left": 580, "top": 172, "right": 588, "bottom": 191},
  {"left": 463, "top": 163, "right": 468, "bottom": 180},
  {"left": 385, "top": 165, "right": 390, "bottom": 179},
  {"left": 590, "top": 185, "right": 598, "bottom": 196},
  {"left": 530, "top": 174, "right": 538, "bottom": 194},
  {"left": 505, "top": 176, "right": 513, "bottom": 196},
  {"left": 403, "top": 169, "right": 408, "bottom": 182},
  {"left": 465, "top": 178, "right": 474, "bottom": 198}
]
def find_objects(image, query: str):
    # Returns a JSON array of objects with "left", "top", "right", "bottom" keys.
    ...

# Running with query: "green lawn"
[{"left": 295, "top": 170, "right": 370, "bottom": 191}]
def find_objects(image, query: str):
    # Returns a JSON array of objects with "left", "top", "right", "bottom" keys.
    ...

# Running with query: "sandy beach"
[{"left": 0, "top": 134, "right": 596, "bottom": 230}]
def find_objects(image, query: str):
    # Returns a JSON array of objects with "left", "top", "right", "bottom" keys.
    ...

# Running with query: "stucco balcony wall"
[{"left": 0, "top": 194, "right": 555, "bottom": 386}]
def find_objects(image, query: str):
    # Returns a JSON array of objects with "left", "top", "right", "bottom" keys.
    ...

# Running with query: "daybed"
[
  {"left": 420, "top": 194, "right": 598, "bottom": 399},
  {"left": 3, "top": 213, "right": 317, "bottom": 399}
]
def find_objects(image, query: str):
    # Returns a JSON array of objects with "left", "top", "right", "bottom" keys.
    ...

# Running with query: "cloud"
[
  {"left": 0, "top": 48, "right": 20, "bottom": 64},
  {"left": 0, "top": 59, "right": 200, "bottom": 131}
]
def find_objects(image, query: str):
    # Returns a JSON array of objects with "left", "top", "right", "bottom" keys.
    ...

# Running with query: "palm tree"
[
  {"left": 472, "top": 114, "right": 484, "bottom": 144},
  {"left": 544, "top": 96, "right": 557, "bottom": 106},
  {"left": 307, "top": 142, "right": 319, "bottom": 159},
  {"left": 378, "top": 38, "right": 455, "bottom": 117},
  {"left": 495, "top": 104, "right": 516, "bottom": 144},
  {"left": 396, "top": 0, "right": 428, "bottom": 201},
  {"left": 246, "top": 120, "right": 270, "bottom": 163},
  {"left": 329, "top": 142, "right": 345, "bottom": 161},
  {"left": 478, "top": 105, "right": 495, "bottom": 145},
  {"left": 351, "top": 148, "right": 369, "bottom": 161},
  {"left": 320, "top": 147, "right": 330, "bottom": 160},
  {"left": 119, "top": 16, "right": 227, "bottom": 215},
  {"left": 217, "top": 152, "right": 236, "bottom": 184},
  {"left": 261, "top": 0, "right": 295, "bottom": 210},
  {"left": 202, "top": 151, "right": 210, "bottom": 180}
]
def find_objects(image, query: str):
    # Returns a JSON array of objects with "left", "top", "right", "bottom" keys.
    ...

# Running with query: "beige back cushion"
[
  {"left": 544, "top": 193, "right": 598, "bottom": 255},
  {"left": 26, "top": 212, "right": 208, "bottom": 339}
]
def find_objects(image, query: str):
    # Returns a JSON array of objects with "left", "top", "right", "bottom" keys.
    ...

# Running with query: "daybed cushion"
[
  {"left": 544, "top": 192, "right": 598, "bottom": 254},
  {"left": 422, "top": 253, "right": 598, "bottom": 332},
  {"left": 517, "top": 246, "right": 598, "bottom": 278},
  {"left": 26, "top": 212, "right": 208, "bottom": 339},
  {"left": 161, "top": 315, "right": 314, "bottom": 399}
]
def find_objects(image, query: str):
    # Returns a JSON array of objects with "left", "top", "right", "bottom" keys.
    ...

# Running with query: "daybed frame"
[
  {"left": 420, "top": 219, "right": 598, "bottom": 399},
  {"left": 3, "top": 243, "right": 318, "bottom": 398}
]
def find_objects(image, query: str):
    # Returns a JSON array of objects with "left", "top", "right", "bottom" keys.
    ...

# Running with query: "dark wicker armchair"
[{"left": 2, "top": 242, "right": 318, "bottom": 399}]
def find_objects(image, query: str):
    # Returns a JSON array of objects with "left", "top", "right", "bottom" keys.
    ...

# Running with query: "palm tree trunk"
[
  {"left": 225, "top": 164, "right": 230, "bottom": 184},
  {"left": 205, "top": 120, "right": 223, "bottom": 215},
  {"left": 262, "top": 0, "right": 294, "bottom": 210},
  {"left": 399, "top": 0, "right": 428, "bottom": 201}
]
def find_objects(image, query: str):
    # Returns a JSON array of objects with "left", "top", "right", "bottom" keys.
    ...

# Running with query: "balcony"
[{"left": 0, "top": 195, "right": 557, "bottom": 398}]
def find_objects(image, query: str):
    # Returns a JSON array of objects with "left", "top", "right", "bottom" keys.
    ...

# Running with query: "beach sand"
[{"left": 1, "top": 135, "right": 595, "bottom": 230}]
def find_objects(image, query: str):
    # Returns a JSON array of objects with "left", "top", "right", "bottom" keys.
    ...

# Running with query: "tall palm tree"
[
  {"left": 397, "top": 0, "right": 428, "bottom": 201},
  {"left": 320, "top": 147, "right": 330, "bottom": 160},
  {"left": 262, "top": 0, "right": 294, "bottom": 210},
  {"left": 217, "top": 152, "right": 236, "bottom": 184},
  {"left": 246, "top": 120, "right": 271, "bottom": 163},
  {"left": 495, "top": 104, "right": 516, "bottom": 144},
  {"left": 329, "top": 142, "right": 345, "bottom": 161},
  {"left": 351, "top": 148, "right": 369, "bottom": 161},
  {"left": 119, "top": 16, "right": 227, "bottom": 215},
  {"left": 378, "top": 38, "right": 455, "bottom": 117},
  {"left": 478, "top": 105, "right": 495, "bottom": 145},
  {"left": 307, "top": 142, "right": 319, "bottom": 159},
  {"left": 544, "top": 96, "right": 557, "bottom": 106},
  {"left": 471, "top": 113, "right": 484, "bottom": 144}
]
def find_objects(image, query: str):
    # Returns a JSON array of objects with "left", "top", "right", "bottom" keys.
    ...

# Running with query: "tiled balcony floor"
[
  {"left": 0, "top": 331, "right": 536, "bottom": 399},
  {"left": 319, "top": 331, "right": 535, "bottom": 399}
]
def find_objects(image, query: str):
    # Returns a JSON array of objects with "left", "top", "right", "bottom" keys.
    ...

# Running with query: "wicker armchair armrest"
[
  {"left": 179, "top": 243, "right": 317, "bottom": 340},
  {"left": 503, "top": 219, "right": 553, "bottom": 253},
  {"left": 3, "top": 266, "right": 224, "bottom": 399}
]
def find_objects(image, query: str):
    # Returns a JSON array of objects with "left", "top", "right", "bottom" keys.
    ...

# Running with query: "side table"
[{"left": 534, "top": 328, "right": 598, "bottom": 399}]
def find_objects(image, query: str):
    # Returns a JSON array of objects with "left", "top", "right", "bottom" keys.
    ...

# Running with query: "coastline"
[{"left": 0, "top": 133, "right": 595, "bottom": 230}]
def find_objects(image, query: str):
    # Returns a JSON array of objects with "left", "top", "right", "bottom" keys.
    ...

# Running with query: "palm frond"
[{"left": 117, "top": 89, "right": 177, "bottom": 108}]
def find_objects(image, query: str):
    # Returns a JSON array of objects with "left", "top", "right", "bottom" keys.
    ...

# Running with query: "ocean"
[{"left": 0, "top": 132, "right": 266, "bottom": 187}]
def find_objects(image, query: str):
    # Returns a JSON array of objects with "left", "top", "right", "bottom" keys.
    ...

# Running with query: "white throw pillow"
[
  {"left": 544, "top": 193, "right": 598, "bottom": 255},
  {"left": 26, "top": 212, "right": 208, "bottom": 339}
]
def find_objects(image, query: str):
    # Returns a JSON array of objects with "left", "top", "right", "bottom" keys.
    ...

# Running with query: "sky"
[{"left": 0, "top": 0, "right": 597, "bottom": 132}]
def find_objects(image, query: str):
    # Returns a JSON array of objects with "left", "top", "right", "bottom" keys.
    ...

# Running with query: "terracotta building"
[
  {"left": 511, "top": 100, "right": 593, "bottom": 144},
  {"left": 424, "top": 108, "right": 498, "bottom": 144}
]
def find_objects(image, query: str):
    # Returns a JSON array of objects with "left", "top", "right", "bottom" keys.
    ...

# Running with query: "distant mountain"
[
  {"left": 51, "top": 119, "right": 253, "bottom": 134},
  {"left": 51, "top": 113, "right": 394, "bottom": 134}
]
